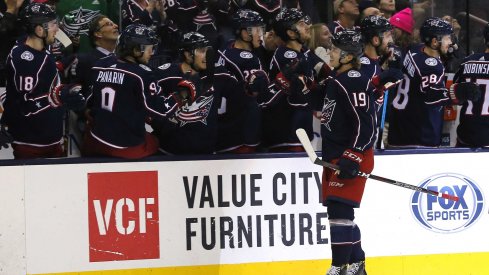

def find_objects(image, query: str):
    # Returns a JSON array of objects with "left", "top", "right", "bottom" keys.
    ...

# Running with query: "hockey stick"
[{"left": 295, "top": 128, "right": 459, "bottom": 202}]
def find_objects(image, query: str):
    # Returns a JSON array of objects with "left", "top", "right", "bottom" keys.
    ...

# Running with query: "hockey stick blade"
[{"left": 295, "top": 128, "right": 459, "bottom": 202}]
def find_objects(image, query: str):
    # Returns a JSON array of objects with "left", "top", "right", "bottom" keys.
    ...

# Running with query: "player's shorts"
[{"left": 322, "top": 148, "right": 374, "bottom": 207}]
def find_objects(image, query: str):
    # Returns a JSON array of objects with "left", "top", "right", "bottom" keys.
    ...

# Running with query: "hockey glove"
[
  {"left": 176, "top": 77, "right": 200, "bottom": 106},
  {"left": 387, "top": 45, "right": 403, "bottom": 70},
  {"left": 337, "top": 149, "right": 363, "bottom": 179},
  {"left": 0, "top": 125, "right": 13, "bottom": 149},
  {"left": 246, "top": 70, "right": 269, "bottom": 96},
  {"left": 49, "top": 84, "right": 86, "bottom": 111},
  {"left": 450, "top": 82, "right": 483, "bottom": 105},
  {"left": 372, "top": 68, "right": 403, "bottom": 94}
]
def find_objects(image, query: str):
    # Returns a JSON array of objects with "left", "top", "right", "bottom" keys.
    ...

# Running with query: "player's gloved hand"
[
  {"left": 49, "top": 84, "right": 86, "bottom": 111},
  {"left": 175, "top": 74, "right": 201, "bottom": 105},
  {"left": 246, "top": 70, "right": 269, "bottom": 96},
  {"left": 0, "top": 125, "right": 13, "bottom": 149},
  {"left": 450, "top": 82, "right": 483, "bottom": 104},
  {"left": 337, "top": 149, "right": 363, "bottom": 179},
  {"left": 387, "top": 45, "right": 403, "bottom": 70}
]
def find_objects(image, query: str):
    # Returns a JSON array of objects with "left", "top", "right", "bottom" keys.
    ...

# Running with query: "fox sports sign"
[{"left": 411, "top": 173, "right": 484, "bottom": 233}]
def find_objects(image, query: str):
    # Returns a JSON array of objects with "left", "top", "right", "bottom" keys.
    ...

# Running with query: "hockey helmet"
[
  {"left": 272, "top": 8, "right": 308, "bottom": 41},
  {"left": 117, "top": 24, "right": 159, "bottom": 54},
  {"left": 21, "top": 3, "right": 57, "bottom": 32},
  {"left": 420, "top": 17, "right": 453, "bottom": 44},
  {"left": 180, "top": 32, "right": 210, "bottom": 53},
  {"left": 360, "top": 15, "right": 392, "bottom": 41},
  {"left": 232, "top": 9, "right": 264, "bottom": 32},
  {"left": 332, "top": 30, "right": 364, "bottom": 57}
]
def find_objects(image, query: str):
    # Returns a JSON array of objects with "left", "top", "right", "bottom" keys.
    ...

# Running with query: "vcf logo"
[
  {"left": 411, "top": 173, "right": 484, "bottom": 233},
  {"left": 88, "top": 171, "right": 159, "bottom": 262}
]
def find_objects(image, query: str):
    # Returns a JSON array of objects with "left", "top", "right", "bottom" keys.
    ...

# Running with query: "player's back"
[
  {"left": 90, "top": 56, "right": 157, "bottom": 147},
  {"left": 455, "top": 53, "right": 489, "bottom": 146},
  {"left": 389, "top": 47, "right": 448, "bottom": 147}
]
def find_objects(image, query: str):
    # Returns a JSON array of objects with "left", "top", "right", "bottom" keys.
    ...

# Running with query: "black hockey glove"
[
  {"left": 0, "top": 125, "right": 13, "bottom": 149},
  {"left": 49, "top": 84, "right": 86, "bottom": 111},
  {"left": 387, "top": 45, "right": 403, "bottom": 70},
  {"left": 274, "top": 58, "right": 310, "bottom": 95},
  {"left": 246, "top": 70, "right": 269, "bottom": 96},
  {"left": 337, "top": 149, "right": 363, "bottom": 179},
  {"left": 450, "top": 82, "right": 483, "bottom": 105}
]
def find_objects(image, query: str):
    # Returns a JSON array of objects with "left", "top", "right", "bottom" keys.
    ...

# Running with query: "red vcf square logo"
[{"left": 88, "top": 171, "right": 159, "bottom": 262}]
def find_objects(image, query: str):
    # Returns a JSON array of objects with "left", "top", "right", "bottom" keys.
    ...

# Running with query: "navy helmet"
[
  {"left": 117, "top": 24, "right": 159, "bottom": 55},
  {"left": 232, "top": 9, "right": 264, "bottom": 34},
  {"left": 21, "top": 3, "right": 57, "bottom": 33},
  {"left": 332, "top": 30, "right": 364, "bottom": 57},
  {"left": 272, "top": 8, "right": 307, "bottom": 41},
  {"left": 180, "top": 31, "right": 210, "bottom": 52},
  {"left": 360, "top": 15, "right": 392, "bottom": 41},
  {"left": 420, "top": 17, "right": 453, "bottom": 44}
]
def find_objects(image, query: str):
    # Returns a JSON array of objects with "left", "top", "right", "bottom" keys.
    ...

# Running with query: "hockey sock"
[
  {"left": 329, "top": 220, "right": 354, "bottom": 266},
  {"left": 349, "top": 223, "right": 365, "bottom": 264}
]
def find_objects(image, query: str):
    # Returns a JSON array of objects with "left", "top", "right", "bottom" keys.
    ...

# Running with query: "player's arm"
[{"left": 418, "top": 66, "right": 451, "bottom": 106}]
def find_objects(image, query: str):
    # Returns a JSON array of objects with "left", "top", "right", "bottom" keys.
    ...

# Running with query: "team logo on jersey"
[
  {"left": 425, "top": 58, "right": 438, "bottom": 66},
  {"left": 360, "top": 57, "right": 370, "bottom": 65},
  {"left": 240, "top": 51, "right": 253, "bottom": 59},
  {"left": 284, "top": 50, "right": 297, "bottom": 59},
  {"left": 321, "top": 98, "right": 336, "bottom": 131},
  {"left": 139, "top": 64, "right": 152, "bottom": 71},
  {"left": 348, "top": 70, "right": 361, "bottom": 77},
  {"left": 411, "top": 173, "right": 484, "bottom": 233},
  {"left": 20, "top": 51, "right": 34, "bottom": 61},
  {"left": 61, "top": 8, "right": 100, "bottom": 37},
  {"left": 177, "top": 94, "right": 214, "bottom": 126}
]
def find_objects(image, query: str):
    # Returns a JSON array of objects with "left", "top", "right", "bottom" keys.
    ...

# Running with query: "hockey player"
[
  {"left": 152, "top": 32, "right": 235, "bottom": 154},
  {"left": 260, "top": 8, "right": 315, "bottom": 151},
  {"left": 319, "top": 30, "right": 372, "bottom": 275},
  {"left": 452, "top": 23, "right": 489, "bottom": 147},
  {"left": 216, "top": 9, "right": 269, "bottom": 153},
  {"left": 0, "top": 2, "right": 85, "bottom": 159},
  {"left": 82, "top": 24, "right": 190, "bottom": 159},
  {"left": 388, "top": 17, "right": 481, "bottom": 147}
]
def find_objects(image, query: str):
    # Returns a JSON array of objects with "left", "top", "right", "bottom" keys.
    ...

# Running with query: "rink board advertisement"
[{"left": 1, "top": 153, "right": 489, "bottom": 275}]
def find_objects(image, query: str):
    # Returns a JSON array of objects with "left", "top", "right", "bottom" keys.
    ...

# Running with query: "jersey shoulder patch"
[
  {"left": 284, "top": 50, "right": 298, "bottom": 59},
  {"left": 158, "top": 63, "right": 172, "bottom": 70},
  {"left": 240, "top": 51, "right": 253, "bottom": 59},
  {"left": 139, "top": 64, "right": 152, "bottom": 71},
  {"left": 21, "top": 51, "right": 34, "bottom": 61},
  {"left": 360, "top": 56, "right": 370, "bottom": 65},
  {"left": 348, "top": 70, "right": 361, "bottom": 77},
  {"left": 425, "top": 57, "right": 438, "bottom": 66}
]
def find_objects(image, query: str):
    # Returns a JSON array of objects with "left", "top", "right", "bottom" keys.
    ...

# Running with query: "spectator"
[
  {"left": 319, "top": 30, "right": 374, "bottom": 275},
  {"left": 306, "top": 23, "right": 333, "bottom": 81},
  {"left": 1, "top": 3, "right": 85, "bottom": 159},
  {"left": 374, "top": 0, "right": 395, "bottom": 19},
  {"left": 329, "top": 0, "right": 360, "bottom": 34},
  {"left": 82, "top": 24, "right": 186, "bottom": 159},
  {"left": 389, "top": 7, "right": 415, "bottom": 54}
]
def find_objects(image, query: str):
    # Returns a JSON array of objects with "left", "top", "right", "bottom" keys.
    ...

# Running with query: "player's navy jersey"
[
  {"left": 152, "top": 62, "right": 226, "bottom": 154},
  {"left": 73, "top": 47, "right": 112, "bottom": 99},
  {"left": 1, "top": 43, "right": 64, "bottom": 146},
  {"left": 320, "top": 69, "right": 377, "bottom": 160},
  {"left": 164, "top": 0, "right": 198, "bottom": 32},
  {"left": 121, "top": 0, "right": 162, "bottom": 28},
  {"left": 89, "top": 56, "right": 180, "bottom": 148},
  {"left": 388, "top": 47, "right": 450, "bottom": 147},
  {"left": 360, "top": 55, "right": 385, "bottom": 111},
  {"left": 328, "top": 20, "right": 360, "bottom": 34},
  {"left": 260, "top": 45, "right": 315, "bottom": 149},
  {"left": 215, "top": 44, "right": 264, "bottom": 152},
  {"left": 453, "top": 52, "right": 489, "bottom": 146}
]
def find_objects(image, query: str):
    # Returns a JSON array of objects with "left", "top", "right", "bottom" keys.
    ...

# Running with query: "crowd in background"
[{"left": 1, "top": 0, "right": 489, "bottom": 160}]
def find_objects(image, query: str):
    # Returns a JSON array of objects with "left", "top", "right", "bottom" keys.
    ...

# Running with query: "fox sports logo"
[{"left": 411, "top": 173, "right": 484, "bottom": 233}]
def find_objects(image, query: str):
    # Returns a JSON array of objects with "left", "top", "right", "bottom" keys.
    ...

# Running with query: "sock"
[
  {"left": 349, "top": 224, "right": 365, "bottom": 264},
  {"left": 330, "top": 224, "right": 353, "bottom": 266}
]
